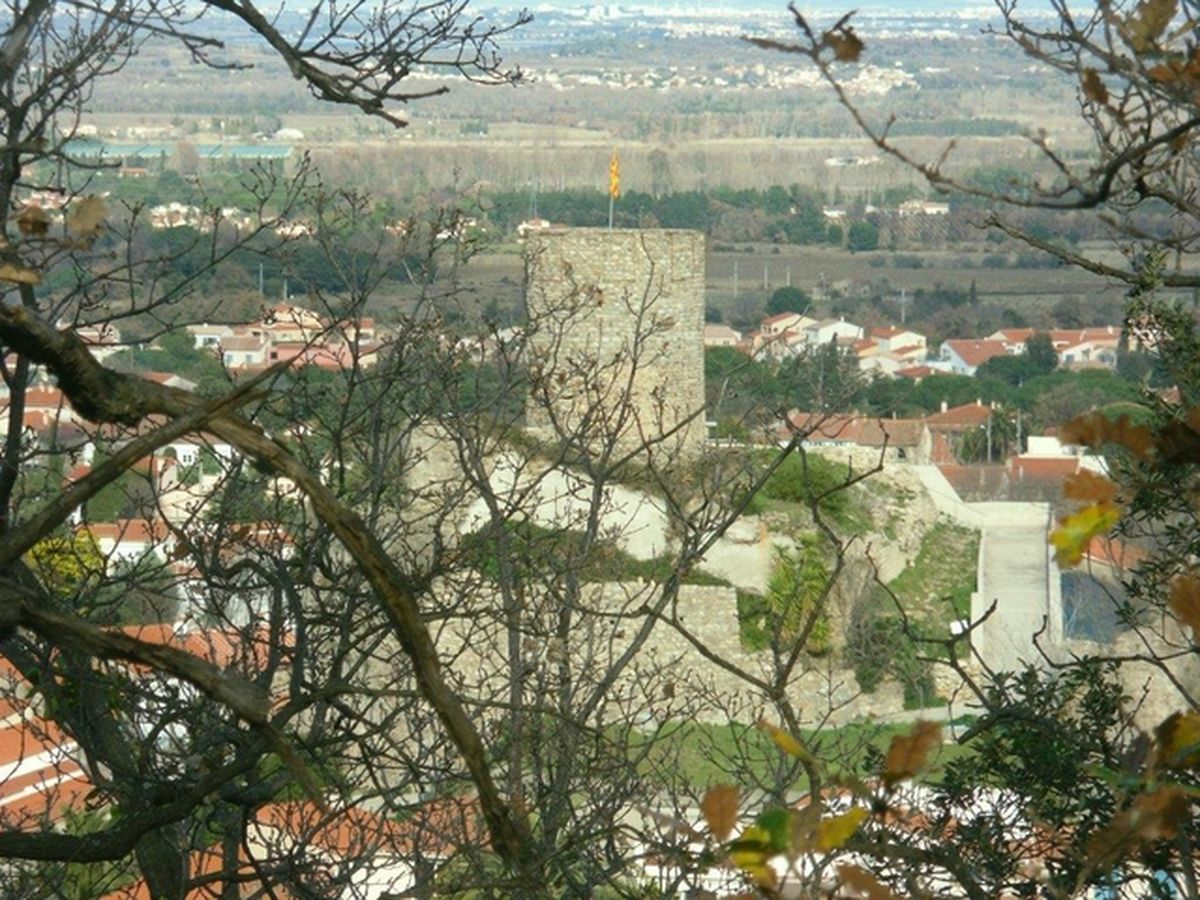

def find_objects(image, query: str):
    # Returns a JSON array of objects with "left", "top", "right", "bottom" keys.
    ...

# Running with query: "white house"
[
  {"left": 806, "top": 317, "right": 863, "bottom": 345},
  {"left": 760, "top": 312, "right": 816, "bottom": 338},
  {"left": 187, "top": 323, "right": 234, "bottom": 350},
  {"left": 868, "top": 326, "right": 927, "bottom": 357},
  {"left": 703, "top": 323, "right": 742, "bottom": 348},
  {"left": 86, "top": 518, "right": 174, "bottom": 568},
  {"left": 220, "top": 334, "right": 269, "bottom": 369},
  {"left": 939, "top": 339, "right": 1011, "bottom": 376}
]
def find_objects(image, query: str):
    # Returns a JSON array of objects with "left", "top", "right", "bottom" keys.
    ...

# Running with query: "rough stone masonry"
[{"left": 524, "top": 228, "right": 706, "bottom": 457}]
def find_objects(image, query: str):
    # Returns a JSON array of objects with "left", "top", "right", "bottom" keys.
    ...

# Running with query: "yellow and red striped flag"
[{"left": 609, "top": 151, "right": 620, "bottom": 200}]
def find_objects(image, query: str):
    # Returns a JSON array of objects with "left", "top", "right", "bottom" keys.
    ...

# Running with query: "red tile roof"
[
  {"left": 990, "top": 328, "right": 1035, "bottom": 343},
  {"left": 895, "top": 365, "right": 937, "bottom": 380},
  {"left": 786, "top": 412, "right": 926, "bottom": 447},
  {"left": 84, "top": 518, "right": 170, "bottom": 546},
  {"left": 924, "top": 402, "right": 993, "bottom": 429},
  {"left": 1082, "top": 534, "right": 1149, "bottom": 570},
  {"left": 218, "top": 335, "right": 265, "bottom": 352},
  {"left": 1008, "top": 456, "right": 1081, "bottom": 481},
  {"left": 942, "top": 339, "right": 1010, "bottom": 369},
  {"left": 762, "top": 312, "right": 806, "bottom": 327}
]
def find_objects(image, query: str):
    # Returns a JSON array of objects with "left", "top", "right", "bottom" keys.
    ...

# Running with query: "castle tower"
[{"left": 524, "top": 228, "right": 705, "bottom": 457}]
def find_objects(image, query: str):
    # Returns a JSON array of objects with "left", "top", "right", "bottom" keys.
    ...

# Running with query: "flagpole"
[{"left": 608, "top": 149, "right": 619, "bottom": 229}]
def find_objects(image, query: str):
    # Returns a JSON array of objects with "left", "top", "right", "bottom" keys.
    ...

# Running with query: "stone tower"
[{"left": 524, "top": 228, "right": 705, "bottom": 457}]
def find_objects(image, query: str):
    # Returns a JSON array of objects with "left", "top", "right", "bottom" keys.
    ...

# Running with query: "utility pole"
[{"left": 733, "top": 260, "right": 739, "bottom": 298}]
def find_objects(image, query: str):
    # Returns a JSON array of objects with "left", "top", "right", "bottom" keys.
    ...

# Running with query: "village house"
[
  {"left": 760, "top": 312, "right": 816, "bottom": 338},
  {"left": 141, "top": 372, "right": 198, "bottom": 392},
  {"left": 188, "top": 303, "right": 381, "bottom": 374},
  {"left": 64, "top": 321, "right": 123, "bottom": 362},
  {"left": 938, "top": 338, "right": 1012, "bottom": 375},
  {"left": 0, "top": 681, "right": 89, "bottom": 829},
  {"left": 752, "top": 328, "right": 809, "bottom": 362},
  {"left": 187, "top": 323, "right": 234, "bottom": 349},
  {"left": 856, "top": 325, "right": 929, "bottom": 375},
  {"left": 516, "top": 217, "right": 555, "bottom": 240},
  {"left": 85, "top": 518, "right": 175, "bottom": 567},
  {"left": 805, "top": 316, "right": 863, "bottom": 346},
  {"left": 924, "top": 400, "right": 995, "bottom": 464},
  {"left": 785, "top": 411, "right": 932, "bottom": 464},
  {"left": 219, "top": 334, "right": 269, "bottom": 369},
  {"left": 898, "top": 199, "right": 950, "bottom": 216},
  {"left": 703, "top": 323, "right": 741, "bottom": 348},
  {"left": 985, "top": 326, "right": 1122, "bottom": 369}
]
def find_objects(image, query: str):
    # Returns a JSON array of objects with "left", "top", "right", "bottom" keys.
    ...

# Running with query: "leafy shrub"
[
  {"left": 747, "top": 452, "right": 851, "bottom": 525},
  {"left": 738, "top": 538, "right": 832, "bottom": 655},
  {"left": 846, "top": 600, "right": 937, "bottom": 707}
]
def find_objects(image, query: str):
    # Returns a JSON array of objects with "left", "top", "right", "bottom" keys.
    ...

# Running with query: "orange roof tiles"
[
  {"left": 786, "top": 411, "right": 925, "bottom": 447},
  {"left": 942, "top": 339, "right": 1011, "bottom": 369},
  {"left": 1008, "top": 456, "right": 1080, "bottom": 480},
  {"left": 925, "top": 402, "right": 992, "bottom": 429},
  {"left": 84, "top": 518, "right": 170, "bottom": 545},
  {"left": 896, "top": 365, "right": 937, "bottom": 380}
]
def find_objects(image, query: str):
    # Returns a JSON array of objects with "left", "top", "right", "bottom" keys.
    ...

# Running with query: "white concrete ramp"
[
  {"left": 971, "top": 509, "right": 1056, "bottom": 671},
  {"left": 913, "top": 467, "right": 1058, "bottom": 671}
]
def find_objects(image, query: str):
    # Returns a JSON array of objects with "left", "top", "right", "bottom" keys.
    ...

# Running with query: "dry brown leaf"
[
  {"left": 1082, "top": 68, "right": 1110, "bottom": 104},
  {"left": 1060, "top": 412, "right": 1156, "bottom": 461},
  {"left": 0, "top": 261, "right": 42, "bottom": 285},
  {"left": 1084, "top": 786, "right": 1189, "bottom": 871},
  {"left": 789, "top": 801, "right": 822, "bottom": 855},
  {"left": 1170, "top": 573, "right": 1200, "bottom": 639},
  {"left": 1148, "top": 61, "right": 1181, "bottom": 83},
  {"left": 1154, "top": 710, "right": 1200, "bottom": 768},
  {"left": 65, "top": 195, "right": 107, "bottom": 237},
  {"left": 837, "top": 863, "right": 901, "bottom": 899},
  {"left": 15, "top": 203, "right": 50, "bottom": 237},
  {"left": 883, "top": 721, "right": 942, "bottom": 788},
  {"left": 1063, "top": 470, "right": 1119, "bottom": 505},
  {"left": 700, "top": 784, "right": 739, "bottom": 842},
  {"left": 1124, "top": 0, "right": 1179, "bottom": 52},
  {"left": 826, "top": 28, "right": 864, "bottom": 62}
]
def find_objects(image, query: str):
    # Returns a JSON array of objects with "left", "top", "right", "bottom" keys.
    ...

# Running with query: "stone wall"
[
  {"left": 525, "top": 228, "right": 705, "bottom": 456},
  {"left": 430, "top": 578, "right": 904, "bottom": 726}
]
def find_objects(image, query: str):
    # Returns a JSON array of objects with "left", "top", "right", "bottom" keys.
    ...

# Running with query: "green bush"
[
  {"left": 847, "top": 602, "right": 937, "bottom": 707},
  {"left": 738, "top": 538, "right": 832, "bottom": 655},
  {"left": 748, "top": 452, "right": 851, "bottom": 525}
]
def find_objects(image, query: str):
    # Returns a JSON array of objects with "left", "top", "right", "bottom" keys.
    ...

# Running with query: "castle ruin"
[{"left": 524, "top": 228, "right": 706, "bottom": 457}]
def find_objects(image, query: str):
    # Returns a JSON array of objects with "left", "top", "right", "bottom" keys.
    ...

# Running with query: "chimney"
[{"left": 940, "top": 400, "right": 948, "bottom": 413}]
